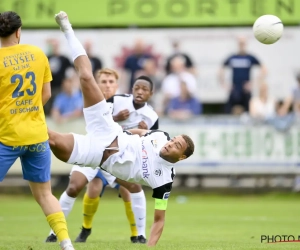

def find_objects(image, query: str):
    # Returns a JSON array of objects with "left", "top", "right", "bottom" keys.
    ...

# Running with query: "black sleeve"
[
  {"left": 152, "top": 182, "right": 173, "bottom": 199},
  {"left": 106, "top": 96, "right": 115, "bottom": 103},
  {"left": 150, "top": 119, "right": 159, "bottom": 130}
]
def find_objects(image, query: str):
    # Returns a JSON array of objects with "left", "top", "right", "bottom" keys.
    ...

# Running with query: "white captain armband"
[{"left": 155, "top": 198, "right": 168, "bottom": 210}]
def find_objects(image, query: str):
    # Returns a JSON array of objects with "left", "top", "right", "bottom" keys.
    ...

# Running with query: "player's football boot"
[
  {"left": 137, "top": 235, "right": 147, "bottom": 244},
  {"left": 130, "top": 236, "right": 139, "bottom": 243},
  {"left": 45, "top": 233, "right": 57, "bottom": 243},
  {"left": 54, "top": 11, "right": 72, "bottom": 32},
  {"left": 75, "top": 227, "right": 91, "bottom": 242}
]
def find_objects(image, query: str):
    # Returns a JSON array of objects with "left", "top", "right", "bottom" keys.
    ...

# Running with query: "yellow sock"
[
  {"left": 46, "top": 212, "right": 70, "bottom": 243},
  {"left": 124, "top": 201, "right": 138, "bottom": 237},
  {"left": 82, "top": 193, "right": 100, "bottom": 229}
]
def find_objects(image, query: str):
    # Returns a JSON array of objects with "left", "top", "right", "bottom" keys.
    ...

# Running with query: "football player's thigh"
[
  {"left": 0, "top": 142, "right": 20, "bottom": 182},
  {"left": 83, "top": 100, "right": 120, "bottom": 137},
  {"left": 70, "top": 165, "right": 98, "bottom": 183},
  {"left": 20, "top": 141, "right": 51, "bottom": 183}
]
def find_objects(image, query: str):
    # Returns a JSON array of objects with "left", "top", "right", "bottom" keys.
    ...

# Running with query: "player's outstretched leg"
[{"left": 54, "top": 11, "right": 105, "bottom": 108}]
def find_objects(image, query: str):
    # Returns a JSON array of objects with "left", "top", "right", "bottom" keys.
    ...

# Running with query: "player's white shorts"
[
  {"left": 70, "top": 166, "right": 118, "bottom": 188},
  {"left": 67, "top": 100, "right": 123, "bottom": 168},
  {"left": 100, "top": 169, "right": 118, "bottom": 188},
  {"left": 70, "top": 165, "right": 99, "bottom": 182}
]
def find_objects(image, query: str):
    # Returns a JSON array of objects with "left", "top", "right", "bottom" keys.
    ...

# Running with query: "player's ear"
[
  {"left": 179, "top": 155, "right": 187, "bottom": 161},
  {"left": 16, "top": 27, "right": 21, "bottom": 44},
  {"left": 16, "top": 27, "right": 21, "bottom": 40}
]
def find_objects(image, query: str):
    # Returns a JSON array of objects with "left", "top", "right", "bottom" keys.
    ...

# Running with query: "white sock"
[
  {"left": 62, "top": 27, "right": 87, "bottom": 62},
  {"left": 60, "top": 239, "right": 74, "bottom": 250},
  {"left": 130, "top": 190, "right": 146, "bottom": 237},
  {"left": 49, "top": 191, "right": 76, "bottom": 236}
]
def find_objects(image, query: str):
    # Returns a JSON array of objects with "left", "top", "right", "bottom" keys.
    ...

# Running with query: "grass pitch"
[{"left": 0, "top": 192, "right": 300, "bottom": 250}]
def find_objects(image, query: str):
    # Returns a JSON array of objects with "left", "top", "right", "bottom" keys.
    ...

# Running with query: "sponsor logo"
[
  {"left": 151, "top": 140, "right": 158, "bottom": 148},
  {"left": 154, "top": 168, "right": 162, "bottom": 177},
  {"left": 163, "top": 192, "right": 170, "bottom": 200},
  {"left": 103, "top": 111, "right": 110, "bottom": 116},
  {"left": 141, "top": 140, "right": 150, "bottom": 179}
]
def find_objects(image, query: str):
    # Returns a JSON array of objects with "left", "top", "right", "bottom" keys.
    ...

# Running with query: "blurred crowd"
[{"left": 44, "top": 36, "right": 300, "bottom": 131}]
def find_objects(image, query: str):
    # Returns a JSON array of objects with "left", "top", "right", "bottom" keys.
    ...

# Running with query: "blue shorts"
[
  {"left": 95, "top": 170, "right": 120, "bottom": 197},
  {"left": 0, "top": 141, "right": 51, "bottom": 183}
]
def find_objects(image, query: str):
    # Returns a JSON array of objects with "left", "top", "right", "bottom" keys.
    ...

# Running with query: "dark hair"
[
  {"left": 134, "top": 75, "right": 153, "bottom": 91},
  {"left": 181, "top": 134, "right": 194, "bottom": 158},
  {"left": 0, "top": 11, "right": 22, "bottom": 38}
]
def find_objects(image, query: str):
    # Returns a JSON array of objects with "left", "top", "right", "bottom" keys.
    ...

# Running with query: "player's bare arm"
[
  {"left": 42, "top": 82, "right": 51, "bottom": 106},
  {"left": 138, "top": 120, "right": 148, "bottom": 129},
  {"left": 148, "top": 209, "right": 166, "bottom": 246}
]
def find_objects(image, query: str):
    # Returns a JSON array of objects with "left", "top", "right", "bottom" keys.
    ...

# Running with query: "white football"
[{"left": 253, "top": 15, "right": 284, "bottom": 45}]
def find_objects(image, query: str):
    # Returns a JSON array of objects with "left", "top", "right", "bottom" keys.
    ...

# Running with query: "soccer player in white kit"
[
  {"left": 49, "top": 11, "right": 194, "bottom": 246},
  {"left": 74, "top": 75, "right": 159, "bottom": 243},
  {"left": 46, "top": 70, "right": 150, "bottom": 244}
]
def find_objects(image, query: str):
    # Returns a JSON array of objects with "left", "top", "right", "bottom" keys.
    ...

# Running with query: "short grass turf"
[{"left": 1, "top": 192, "right": 300, "bottom": 250}]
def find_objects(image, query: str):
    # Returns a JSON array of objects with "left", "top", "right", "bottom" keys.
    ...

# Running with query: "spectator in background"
[
  {"left": 135, "top": 58, "right": 162, "bottom": 92},
  {"left": 219, "top": 36, "right": 267, "bottom": 114},
  {"left": 250, "top": 83, "right": 294, "bottom": 132},
  {"left": 45, "top": 38, "right": 72, "bottom": 115},
  {"left": 161, "top": 56, "right": 197, "bottom": 114},
  {"left": 165, "top": 40, "right": 195, "bottom": 75},
  {"left": 123, "top": 39, "right": 153, "bottom": 91},
  {"left": 249, "top": 83, "right": 276, "bottom": 121},
  {"left": 166, "top": 81, "right": 202, "bottom": 120},
  {"left": 84, "top": 40, "right": 103, "bottom": 76},
  {"left": 285, "top": 73, "right": 300, "bottom": 120},
  {"left": 51, "top": 69, "right": 83, "bottom": 124}
]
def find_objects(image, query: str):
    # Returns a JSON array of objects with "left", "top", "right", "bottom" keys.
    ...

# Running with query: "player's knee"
[
  {"left": 78, "top": 69, "right": 93, "bottom": 85},
  {"left": 66, "top": 183, "right": 82, "bottom": 197},
  {"left": 127, "top": 183, "right": 142, "bottom": 193},
  {"left": 87, "top": 180, "right": 102, "bottom": 196}
]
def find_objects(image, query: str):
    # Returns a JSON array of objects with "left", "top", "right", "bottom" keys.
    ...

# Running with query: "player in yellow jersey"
[{"left": 0, "top": 11, "right": 74, "bottom": 250}]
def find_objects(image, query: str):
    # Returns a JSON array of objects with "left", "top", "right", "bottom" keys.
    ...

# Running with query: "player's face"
[
  {"left": 132, "top": 80, "right": 152, "bottom": 105},
  {"left": 160, "top": 136, "right": 188, "bottom": 163},
  {"left": 97, "top": 74, "right": 118, "bottom": 99}
]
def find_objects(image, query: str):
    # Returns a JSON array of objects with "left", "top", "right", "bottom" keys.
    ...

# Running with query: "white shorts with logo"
[{"left": 67, "top": 100, "right": 123, "bottom": 168}]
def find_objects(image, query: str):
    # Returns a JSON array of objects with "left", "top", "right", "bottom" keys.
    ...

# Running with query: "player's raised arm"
[{"left": 148, "top": 199, "right": 168, "bottom": 246}]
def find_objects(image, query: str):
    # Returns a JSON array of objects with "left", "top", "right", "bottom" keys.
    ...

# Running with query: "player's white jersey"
[
  {"left": 107, "top": 94, "right": 158, "bottom": 130},
  {"left": 101, "top": 130, "right": 175, "bottom": 199}
]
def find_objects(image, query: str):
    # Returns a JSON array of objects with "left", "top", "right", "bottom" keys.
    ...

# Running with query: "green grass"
[{"left": 1, "top": 192, "right": 300, "bottom": 249}]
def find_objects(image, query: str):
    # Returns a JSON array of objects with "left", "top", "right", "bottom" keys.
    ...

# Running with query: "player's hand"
[
  {"left": 243, "top": 81, "right": 252, "bottom": 92},
  {"left": 114, "top": 109, "right": 130, "bottom": 121},
  {"left": 138, "top": 120, "right": 148, "bottom": 129}
]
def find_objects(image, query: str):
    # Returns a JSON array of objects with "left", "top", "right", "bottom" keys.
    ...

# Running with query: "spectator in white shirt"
[
  {"left": 161, "top": 56, "right": 197, "bottom": 113},
  {"left": 249, "top": 83, "right": 275, "bottom": 121}
]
